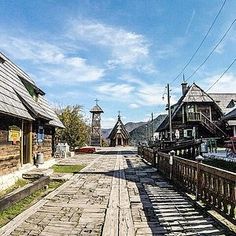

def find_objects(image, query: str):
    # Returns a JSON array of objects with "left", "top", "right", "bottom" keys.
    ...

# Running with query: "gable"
[
  {"left": 108, "top": 117, "right": 130, "bottom": 140},
  {"left": 182, "top": 83, "right": 214, "bottom": 103}
]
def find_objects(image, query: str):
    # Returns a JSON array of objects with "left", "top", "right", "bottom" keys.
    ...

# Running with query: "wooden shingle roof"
[
  {"left": 0, "top": 52, "right": 63, "bottom": 127},
  {"left": 38, "top": 96, "right": 64, "bottom": 128},
  {"left": 209, "top": 93, "right": 236, "bottom": 114},
  {"left": 90, "top": 104, "right": 104, "bottom": 113},
  {"left": 108, "top": 116, "right": 130, "bottom": 140}
]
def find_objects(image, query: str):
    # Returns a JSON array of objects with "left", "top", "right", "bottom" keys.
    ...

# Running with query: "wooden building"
[
  {"left": 209, "top": 93, "right": 236, "bottom": 137},
  {"left": 156, "top": 83, "right": 227, "bottom": 140},
  {"left": 0, "top": 52, "right": 64, "bottom": 179},
  {"left": 90, "top": 101, "right": 103, "bottom": 146},
  {"left": 108, "top": 115, "right": 130, "bottom": 146}
]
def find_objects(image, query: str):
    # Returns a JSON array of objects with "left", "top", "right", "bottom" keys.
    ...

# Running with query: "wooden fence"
[{"left": 138, "top": 146, "right": 236, "bottom": 224}]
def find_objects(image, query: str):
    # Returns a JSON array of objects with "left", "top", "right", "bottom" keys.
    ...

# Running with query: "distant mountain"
[
  {"left": 129, "top": 114, "right": 167, "bottom": 145},
  {"left": 102, "top": 128, "right": 112, "bottom": 139},
  {"left": 124, "top": 121, "right": 146, "bottom": 132}
]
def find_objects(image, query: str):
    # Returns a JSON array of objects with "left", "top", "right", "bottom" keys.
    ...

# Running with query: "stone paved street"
[{"left": 0, "top": 147, "right": 231, "bottom": 236}]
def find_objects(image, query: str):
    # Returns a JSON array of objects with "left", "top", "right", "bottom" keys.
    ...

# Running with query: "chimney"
[
  {"left": 181, "top": 74, "right": 188, "bottom": 95},
  {"left": 181, "top": 82, "right": 188, "bottom": 95}
]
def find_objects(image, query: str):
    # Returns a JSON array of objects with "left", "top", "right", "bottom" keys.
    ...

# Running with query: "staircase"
[{"left": 187, "top": 112, "right": 227, "bottom": 137}]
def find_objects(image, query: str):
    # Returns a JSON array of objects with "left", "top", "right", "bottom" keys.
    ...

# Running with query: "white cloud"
[
  {"left": 185, "top": 9, "right": 196, "bottom": 35},
  {"left": 0, "top": 35, "right": 105, "bottom": 84},
  {"left": 1, "top": 36, "right": 64, "bottom": 64},
  {"left": 136, "top": 84, "right": 167, "bottom": 106},
  {"left": 118, "top": 74, "right": 145, "bottom": 86},
  {"left": 204, "top": 73, "right": 236, "bottom": 93},
  {"left": 129, "top": 103, "right": 140, "bottom": 109},
  {"left": 68, "top": 19, "right": 155, "bottom": 71},
  {"left": 96, "top": 83, "right": 134, "bottom": 97},
  {"left": 101, "top": 117, "right": 116, "bottom": 129}
]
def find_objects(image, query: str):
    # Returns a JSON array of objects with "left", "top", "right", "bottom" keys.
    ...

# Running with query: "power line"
[
  {"left": 186, "top": 18, "right": 236, "bottom": 81},
  {"left": 206, "top": 58, "right": 236, "bottom": 92},
  {"left": 171, "top": 0, "right": 227, "bottom": 84}
]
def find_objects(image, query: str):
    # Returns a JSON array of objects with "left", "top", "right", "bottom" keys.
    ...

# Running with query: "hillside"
[
  {"left": 102, "top": 128, "right": 112, "bottom": 139},
  {"left": 129, "top": 114, "right": 167, "bottom": 145},
  {"left": 124, "top": 121, "right": 146, "bottom": 132}
]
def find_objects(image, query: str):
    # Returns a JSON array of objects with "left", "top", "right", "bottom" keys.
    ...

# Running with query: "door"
[
  {"left": 23, "top": 122, "right": 32, "bottom": 164},
  {"left": 118, "top": 138, "right": 122, "bottom": 146}
]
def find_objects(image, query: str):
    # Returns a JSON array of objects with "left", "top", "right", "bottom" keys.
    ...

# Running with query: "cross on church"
[
  {"left": 118, "top": 110, "right": 121, "bottom": 117},
  {"left": 95, "top": 98, "right": 99, "bottom": 105}
]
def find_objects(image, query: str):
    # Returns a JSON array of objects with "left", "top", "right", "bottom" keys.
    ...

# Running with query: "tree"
[{"left": 56, "top": 105, "right": 90, "bottom": 150}]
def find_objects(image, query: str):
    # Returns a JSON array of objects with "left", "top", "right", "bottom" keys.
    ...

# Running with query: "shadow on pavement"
[{"left": 75, "top": 151, "right": 230, "bottom": 235}]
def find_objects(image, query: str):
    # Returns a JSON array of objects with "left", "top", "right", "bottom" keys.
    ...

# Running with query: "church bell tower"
[{"left": 90, "top": 99, "right": 104, "bottom": 146}]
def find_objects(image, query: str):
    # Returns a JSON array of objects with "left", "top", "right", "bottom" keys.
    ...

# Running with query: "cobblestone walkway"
[{"left": 0, "top": 147, "right": 231, "bottom": 236}]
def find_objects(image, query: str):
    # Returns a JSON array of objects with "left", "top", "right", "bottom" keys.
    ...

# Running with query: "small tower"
[{"left": 90, "top": 99, "right": 104, "bottom": 146}]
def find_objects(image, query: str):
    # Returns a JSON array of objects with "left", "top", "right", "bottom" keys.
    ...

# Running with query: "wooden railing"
[
  {"left": 138, "top": 146, "right": 236, "bottom": 224},
  {"left": 187, "top": 112, "right": 226, "bottom": 136},
  {"left": 187, "top": 112, "right": 201, "bottom": 121}
]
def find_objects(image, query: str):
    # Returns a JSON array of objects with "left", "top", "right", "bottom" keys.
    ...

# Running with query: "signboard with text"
[{"left": 8, "top": 126, "right": 21, "bottom": 144}]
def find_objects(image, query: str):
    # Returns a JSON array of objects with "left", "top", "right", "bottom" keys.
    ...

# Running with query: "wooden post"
[
  {"left": 167, "top": 84, "right": 173, "bottom": 141},
  {"left": 195, "top": 155, "right": 204, "bottom": 200},
  {"left": 29, "top": 122, "right": 33, "bottom": 164},
  {"left": 20, "top": 120, "right": 24, "bottom": 167},
  {"left": 169, "top": 150, "right": 175, "bottom": 180}
]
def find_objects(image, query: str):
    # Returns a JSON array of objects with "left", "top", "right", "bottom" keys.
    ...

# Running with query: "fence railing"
[{"left": 138, "top": 146, "right": 236, "bottom": 224}]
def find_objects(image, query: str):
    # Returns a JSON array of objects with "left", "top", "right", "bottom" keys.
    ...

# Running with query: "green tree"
[{"left": 56, "top": 105, "right": 90, "bottom": 150}]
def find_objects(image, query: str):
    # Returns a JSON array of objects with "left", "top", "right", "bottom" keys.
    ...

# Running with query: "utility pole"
[
  {"left": 151, "top": 112, "right": 154, "bottom": 141},
  {"left": 167, "top": 84, "right": 173, "bottom": 141}
]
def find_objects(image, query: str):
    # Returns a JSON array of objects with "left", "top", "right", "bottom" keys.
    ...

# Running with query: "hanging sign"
[
  {"left": 8, "top": 125, "right": 21, "bottom": 144},
  {"left": 37, "top": 125, "right": 45, "bottom": 143}
]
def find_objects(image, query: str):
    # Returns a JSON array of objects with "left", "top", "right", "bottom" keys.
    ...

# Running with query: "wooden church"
[{"left": 108, "top": 114, "right": 130, "bottom": 147}]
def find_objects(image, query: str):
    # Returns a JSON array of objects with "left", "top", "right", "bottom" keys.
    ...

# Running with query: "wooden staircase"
[{"left": 187, "top": 112, "right": 227, "bottom": 137}]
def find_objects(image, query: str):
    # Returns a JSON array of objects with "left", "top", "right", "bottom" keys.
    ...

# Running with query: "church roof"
[
  {"left": 108, "top": 115, "right": 130, "bottom": 140},
  {"left": 90, "top": 104, "right": 104, "bottom": 113}
]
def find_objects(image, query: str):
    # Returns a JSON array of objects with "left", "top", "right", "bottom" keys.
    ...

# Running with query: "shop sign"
[{"left": 8, "top": 125, "right": 21, "bottom": 144}]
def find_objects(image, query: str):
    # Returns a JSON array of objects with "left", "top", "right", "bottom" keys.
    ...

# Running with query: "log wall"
[
  {"left": 32, "top": 126, "right": 54, "bottom": 161},
  {"left": 0, "top": 120, "right": 21, "bottom": 176}
]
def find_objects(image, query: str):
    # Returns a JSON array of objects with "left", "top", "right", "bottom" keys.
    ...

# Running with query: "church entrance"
[{"left": 118, "top": 138, "right": 122, "bottom": 146}]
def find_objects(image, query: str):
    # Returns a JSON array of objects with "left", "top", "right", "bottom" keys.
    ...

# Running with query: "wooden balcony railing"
[
  {"left": 138, "top": 146, "right": 236, "bottom": 224},
  {"left": 187, "top": 112, "right": 201, "bottom": 121},
  {"left": 187, "top": 112, "right": 226, "bottom": 136}
]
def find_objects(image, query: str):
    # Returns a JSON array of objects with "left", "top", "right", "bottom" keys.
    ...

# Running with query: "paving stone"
[{"left": 0, "top": 147, "right": 230, "bottom": 236}]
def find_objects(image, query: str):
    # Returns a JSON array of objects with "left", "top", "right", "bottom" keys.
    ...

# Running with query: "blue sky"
[{"left": 0, "top": 0, "right": 236, "bottom": 128}]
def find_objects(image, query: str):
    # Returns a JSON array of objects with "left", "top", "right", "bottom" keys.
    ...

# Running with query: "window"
[
  {"left": 0, "top": 56, "right": 5, "bottom": 64},
  {"left": 187, "top": 104, "right": 195, "bottom": 113},
  {"left": 226, "top": 99, "right": 236, "bottom": 108},
  {"left": 184, "top": 129, "right": 192, "bottom": 138},
  {"left": 18, "top": 76, "right": 39, "bottom": 101}
]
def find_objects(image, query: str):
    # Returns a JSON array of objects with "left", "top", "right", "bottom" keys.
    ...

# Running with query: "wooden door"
[{"left": 23, "top": 122, "right": 32, "bottom": 164}]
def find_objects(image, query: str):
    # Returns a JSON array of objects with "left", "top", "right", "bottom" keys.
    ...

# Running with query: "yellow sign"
[{"left": 8, "top": 126, "right": 21, "bottom": 142}]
